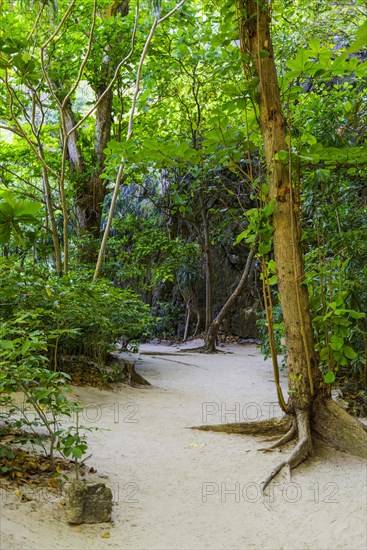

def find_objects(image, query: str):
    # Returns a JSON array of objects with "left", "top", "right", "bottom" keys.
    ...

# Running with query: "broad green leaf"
[
  {"left": 330, "top": 335, "right": 344, "bottom": 351},
  {"left": 320, "top": 347, "right": 329, "bottom": 361},
  {"left": 343, "top": 346, "right": 357, "bottom": 360},
  {"left": 323, "top": 371, "right": 335, "bottom": 384},
  {"left": 258, "top": 241, "right": 272, "bottom": 255},
  {"left": 263, "top": 200, "right": 276, "bottom": 217},
  {"left": 274, "top": 150, "right": 289, "bottom": 163},
  {"left": 347, "top": 21, "right": 367, "bottom": 53},
  {"left": 0, "top": 340, "right": 14, "bottom": 350},
  {"left": 22, "top": 52, "right": 31, "bottom": 63},
  {"left": 348, "top": 310, "right": 365, "bottom": 319},
  {"left": 234, "top": 230, "right": 247, "bottom": 246}
]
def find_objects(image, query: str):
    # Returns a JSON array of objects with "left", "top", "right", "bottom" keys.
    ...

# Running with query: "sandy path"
[{"left": 1, "top": 342, "right": 366, "bottom": 550}]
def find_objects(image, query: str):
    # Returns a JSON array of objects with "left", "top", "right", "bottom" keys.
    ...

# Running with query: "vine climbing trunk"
[{"left": 239, "top": 0, "right": 319, "bottom": 413}]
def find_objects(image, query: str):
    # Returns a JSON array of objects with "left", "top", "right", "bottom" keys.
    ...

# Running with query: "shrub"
[
  {"left": 0, "top": 260, "right": 151, "bottom": 372},
  {"left": 0, "top": 318, "right": 87, "bottom": 470}
]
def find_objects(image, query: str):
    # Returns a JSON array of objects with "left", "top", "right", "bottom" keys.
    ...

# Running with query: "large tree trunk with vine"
[
  {"left": 241, "top": 0, "right": 319, "bottom": 405},
  {"left": 194, "top": 0, "right": 366, "bottom": 489}
]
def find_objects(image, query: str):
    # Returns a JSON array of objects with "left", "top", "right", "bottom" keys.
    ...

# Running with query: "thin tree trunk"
[
  {"left": 199, "top": 190, "right": 212, "bottom": 333},
  {"left": 38, "top": 146, "right": 62, "bottom": 274},
  {"left": 183, "top": 302, "right": 191, "bottom": 342},
  {"left": 93, "top": 0, "right": 188, "bottom": 279},
  {"left": 205, "top": 249, "right": 255, "bottom": 352}
]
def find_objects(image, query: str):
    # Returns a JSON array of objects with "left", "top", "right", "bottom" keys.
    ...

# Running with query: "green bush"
[
  {"left": 0, "top": 318, "right": 88, "bottom": 469},
  {"left": 0, "top": 260, "right": 151, "bottom": 371}
]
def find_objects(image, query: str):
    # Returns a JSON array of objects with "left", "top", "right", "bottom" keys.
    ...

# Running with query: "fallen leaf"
[
  {"left": 47, "top": 478, "right": 58, "bottom": 489},
  {"left": 189, "top": 443, "right": 206, "bottom": 449}
]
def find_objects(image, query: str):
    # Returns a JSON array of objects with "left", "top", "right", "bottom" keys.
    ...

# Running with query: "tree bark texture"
[
  {"left": 239, "top": 0, "right": 319, "bottom": 411},
  {"left": 64, "top": 1, "right": 129, "bottom": 263},
  {"left": 198, "top": 0, "right": 367, "bottom": 483}
]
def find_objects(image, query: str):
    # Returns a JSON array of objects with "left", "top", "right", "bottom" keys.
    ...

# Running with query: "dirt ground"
[{"left": 1, "top": 341, "right": 366, "bottom": 550}]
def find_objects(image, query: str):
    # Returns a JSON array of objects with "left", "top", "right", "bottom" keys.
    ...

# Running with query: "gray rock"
[{"left": 64, "top": 481, "right": 113, "bottom": 524}]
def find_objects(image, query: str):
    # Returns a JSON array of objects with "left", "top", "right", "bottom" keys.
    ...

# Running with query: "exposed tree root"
[
  {"left": 261, "top": 410, "right": 312, "bottom": 492},
  {"left": 179, "top": 346, "right": 228, "bottom": 354},
  {"left": 311, "top": 397, "right": 367, "bottom": 459},
  {"left": 139, "top": 351, "right": 184, "bottom": 356},
  {"left": 150, "top": 356, "right": 210, "bottom": 369},
  {"left": 192, "top": 399, "right": 367, "bottom": 493},
  {"left": 261, "top": 435, "right": 310, "bottom": 492},
  {"left": 191, "top": 415, "right": 293, "bottom": 435},
  {"left": 121, "top": 361, "right": 151, "bottom": 387},
  {"left": 257, "top": 404, "right": 367, "bottom": 492},
  {"left": 259, "top": 421, "right": 297, "bottom": 452}
]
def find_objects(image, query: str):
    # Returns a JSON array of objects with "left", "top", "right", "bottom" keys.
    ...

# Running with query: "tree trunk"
[
  {"left": 199, "top": 190, "right": 212, "bottom": 333},
  {"left": 63, "top": 80, "right": 112, "bottom": 264},
  {"left": 65, "top": 2, "right": 129, "bottom": 265},
  {"left": 38, "top": 145, "right": 62, "bottom": 274},
  {"left": 205, "top": 249, "right": 255, "bottom": 352},
  {"left": 194, "top": 0, "right": 367, "bottom": 489},
  {"left": 239, "top": 0, "right": 319, "bottom": 411},
  {"left": 74, "top": 42, "right": 117, "bottom": 262}
]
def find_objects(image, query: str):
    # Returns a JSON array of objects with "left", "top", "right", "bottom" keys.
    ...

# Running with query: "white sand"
[{"left": 1, "top": 342, "right": 366, "bottom": 550}]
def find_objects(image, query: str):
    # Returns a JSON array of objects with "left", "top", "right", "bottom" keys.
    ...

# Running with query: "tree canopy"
[{"left": 0, "top": 0, "right": 366, "bottom": 481}]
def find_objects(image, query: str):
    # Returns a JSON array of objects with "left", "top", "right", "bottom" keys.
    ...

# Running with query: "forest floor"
[{"left": 1, "top": 341, "right": 366, "bottom": 550}]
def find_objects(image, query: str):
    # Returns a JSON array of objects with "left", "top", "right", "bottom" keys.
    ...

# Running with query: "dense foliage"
[{"left": 0, "top": 0, "right": 366, "bottom": 473}]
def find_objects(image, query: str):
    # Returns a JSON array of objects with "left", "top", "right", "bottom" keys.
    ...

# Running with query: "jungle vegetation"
[{"left": 0, "top": 0, "right": 366, "bottom": 482}]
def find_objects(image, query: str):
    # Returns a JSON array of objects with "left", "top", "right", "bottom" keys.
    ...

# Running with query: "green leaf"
[
  {"left": 330, "top": 335, "right": 344, "bottom": 351},
  {"left": 263, "top": 200, "right": 276, "bottom": 217},
  {"left": 320, "top": 347, "right": 329, "bottom": 361},
  {"left": 347, "top": 21, "right": 367, "bottom": 53},
  {"left": 107, "top": 140, "right": 123, "bottom": 151},
  {"left": 348, "top": 310, "right": 365, "bottom": 319},
  {"left": 343, "top": 346, "right": 357, "bottom": 360},
  {"left": 308, "top": 39, "right": 321, "bottom": 52},
  {"left": 233, "top": 230, "right": 247, "bottom": 246},
  {"left": 286, "top": 49, "right": 314, "bottom": 75},
  {"left": 0, "top": 340, "right": 14, "bottom": 350},
  {"left": 323, "top": 371, "right": 335, "bottom": 384},
  {"left": 70, "top": 447, "right": 84, "bottom": 459},
  {"left": 22, "top": 52, "right": 31, "bottom": 63},
  {"left": 274, "top": 150, "right": 289, "bottom": 163},
  {"left": 344, "top": 101, "right": 352, "bottom": 113},
  {"left": 0, "top": 224, "right": 11, "bottom": 244},
  {"left": 258, "top": 241, "right": 272, "bottom": 255}
]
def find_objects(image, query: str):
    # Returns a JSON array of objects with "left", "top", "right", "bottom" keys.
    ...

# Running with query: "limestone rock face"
[
  {"left": 64, "top": 481, "right": 113, "bottom": 524},
  {"left": 209, "top": 249, "right": 262, "bottom": 339}
]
